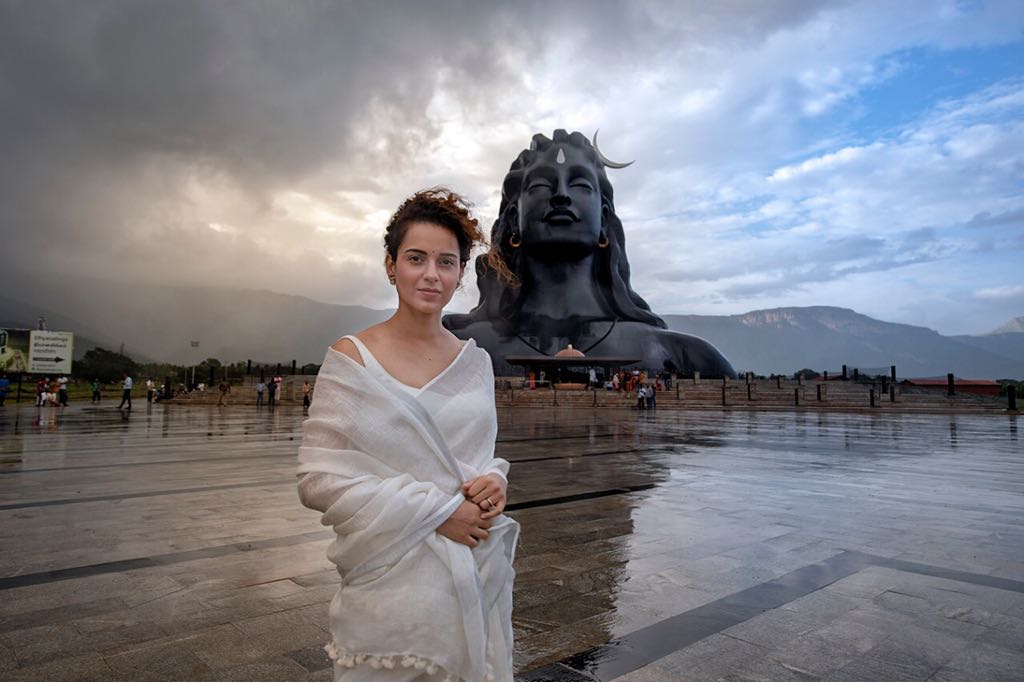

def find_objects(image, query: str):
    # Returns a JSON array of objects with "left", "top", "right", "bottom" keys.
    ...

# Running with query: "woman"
[{"left": 297, "top": 188, "right": 519, "bottom": 681}]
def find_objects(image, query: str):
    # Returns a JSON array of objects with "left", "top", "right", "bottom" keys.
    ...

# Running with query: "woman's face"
[{"left": 386, "top": 221, "right": 464, "bottom": 316}]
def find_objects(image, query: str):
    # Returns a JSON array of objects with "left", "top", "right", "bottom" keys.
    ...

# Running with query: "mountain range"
[{"left": 1, "top": 275, "right": 1021, "bottom": 379}]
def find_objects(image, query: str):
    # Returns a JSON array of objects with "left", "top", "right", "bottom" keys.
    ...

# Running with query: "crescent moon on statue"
[{"left": 592, "top": 130, "right": 634, "bottom": 169}]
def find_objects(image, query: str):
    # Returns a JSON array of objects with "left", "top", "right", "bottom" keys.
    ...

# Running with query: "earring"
[
  {"left": 508, "top": 230, "right": 522, "bottom": 248},
  {"left": 597, "top": 232, "right": 609, "bottom": 248},
  {"left": 388, "top": 274, "right": 396, "bottom": 285}
]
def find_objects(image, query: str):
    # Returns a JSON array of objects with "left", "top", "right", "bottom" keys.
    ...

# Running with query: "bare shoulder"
[
  {"left": 331, "top": 337, "right": 364, "bottom": 366},
  {"left": 331, "top": 323, "right": 389, "bottom": 366},
  {"left": 445, "top": 329, "right": 468, "bottom": 350},
  {"left": 330, "top": 337, "right": 364, "bottom": 366}
]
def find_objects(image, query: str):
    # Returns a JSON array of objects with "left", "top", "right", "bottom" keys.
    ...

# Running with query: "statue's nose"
[{"left": 550, "top": 189, "right": 571, "bottom": 207}]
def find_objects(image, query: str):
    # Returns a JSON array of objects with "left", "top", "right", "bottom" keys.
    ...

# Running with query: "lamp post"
[{"left": 190, "top": 341, "right": 199, "bottom": 388}]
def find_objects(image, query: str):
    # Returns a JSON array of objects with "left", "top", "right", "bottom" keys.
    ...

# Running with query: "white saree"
[{"left": 297, "top": 336, "right": 519, "bottom": 682}]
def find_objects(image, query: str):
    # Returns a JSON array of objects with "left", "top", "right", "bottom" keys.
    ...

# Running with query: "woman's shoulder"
[
  {"left": 330, "top": 323, "right": 388, "bottom": 367},
  {"left": 330, "top": 337, "right": 363, "bottom": 366}
]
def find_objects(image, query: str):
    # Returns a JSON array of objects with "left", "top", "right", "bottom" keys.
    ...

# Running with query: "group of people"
[
  {"left": 34, "top": 376, "right": 69, "bottom": 407},
  {"left": 19, "top": 374, "right": 156, "bottom": 410},
  {"left": 608, "top": 369, "right": 672, "bottom": 392},
  {"left": 254, "top": 375, "right": 285, "bottom": 408},
  {"left": 636, "top": 382, "right": 657, "bottom": 410}
]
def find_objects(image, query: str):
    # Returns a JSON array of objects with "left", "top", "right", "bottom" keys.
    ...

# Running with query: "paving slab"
[{"left": 1, "top": 403, "right": 1021, "bottom": 681}]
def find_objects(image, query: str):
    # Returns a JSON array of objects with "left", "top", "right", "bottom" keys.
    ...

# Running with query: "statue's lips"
[{"left": 543, "top": 209, "right": 578, "bottom": 226}]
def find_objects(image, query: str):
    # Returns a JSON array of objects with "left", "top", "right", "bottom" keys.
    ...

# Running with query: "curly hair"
[{"left": 384, "top": 188, "right": 511, "bottom": 281}]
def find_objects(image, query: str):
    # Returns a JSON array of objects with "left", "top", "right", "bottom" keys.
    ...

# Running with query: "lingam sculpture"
[{"left": 444, "top": 129, "right": 736, "bottom": 378}]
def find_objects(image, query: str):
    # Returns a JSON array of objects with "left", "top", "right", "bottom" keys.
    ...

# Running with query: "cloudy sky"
[{"left": 2, "top": 0, "right": 1022, "bottom": 335}]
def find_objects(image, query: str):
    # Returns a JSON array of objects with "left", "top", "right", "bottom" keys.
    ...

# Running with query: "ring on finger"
[{"left": 486, "top": 497, "right": 496, "bottom": 510}]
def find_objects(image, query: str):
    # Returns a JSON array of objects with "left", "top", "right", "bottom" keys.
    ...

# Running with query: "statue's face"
[{"left": 517, "top": 144, "right": 604, "bottom": 257}]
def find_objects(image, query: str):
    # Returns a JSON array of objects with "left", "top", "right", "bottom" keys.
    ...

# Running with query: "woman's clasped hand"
[{"left": 436, "top": 473, "right": 507, "bottom": 548}]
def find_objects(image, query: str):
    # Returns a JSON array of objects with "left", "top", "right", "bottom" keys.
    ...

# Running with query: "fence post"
[
  {"left": 794, "top": 388, "right": 800, "bottom": 406},
  {"left": 947, "top": 373, "right": 956, "bottom": 396}
]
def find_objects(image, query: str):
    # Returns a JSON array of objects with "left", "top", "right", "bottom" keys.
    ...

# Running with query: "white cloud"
[
  {"left": 973, "top": 285, "right": 1024, "bottom": 300},
  {"left": 2, "top": 0, "right": 1023, "bottom": 334},
  {"left": 767, "top": 144, "right": 881, "bottom": 182}
]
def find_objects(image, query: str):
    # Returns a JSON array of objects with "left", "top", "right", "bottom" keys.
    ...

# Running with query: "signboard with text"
[{"left": 28, "top": 330, "right": 74, "bottom": 374}]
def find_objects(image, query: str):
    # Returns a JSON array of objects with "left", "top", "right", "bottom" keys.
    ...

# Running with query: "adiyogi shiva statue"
[{"left": 444, "top": 129, "right": 736, "bottom": 378}]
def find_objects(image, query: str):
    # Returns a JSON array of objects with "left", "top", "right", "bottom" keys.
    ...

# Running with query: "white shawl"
[{"left": 297, "top": 339, "right": 518, "bottom": 681}]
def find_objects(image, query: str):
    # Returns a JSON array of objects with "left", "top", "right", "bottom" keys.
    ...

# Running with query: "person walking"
[
  {"left": 56, "top": 375, "right": 69, "bottom": 407},
  {"left": 0, "top": 373, "right": 9, "bottom": 407},
  {"left": 646, "top": 381, "right": 656, "bottom": 410},
  {"left": 217, "top": 380, "right": 231, "bottom": 406},
  {"left": 637, "top": 383, "right": 646, "bottom": 410},
  {"left": 588, "top": 367, "right": 598, "bottom": 391},
  {"left": 267, "top": 377, "right": 277, "bottom": 408},
  {"left": 302, "top": 380, "right": 312, "bottom": 413},
  {"left": 91, "top": 378, "right": 101, "bottom": 403},
  {"left": 255, "top": 380, "right": 266, "bottom": 408},
  {"left": 118, "top": 374, "right": 133, "bottom": 410},
  {"left": 146, "top": 377, "right": 155, "bottom": 403}
]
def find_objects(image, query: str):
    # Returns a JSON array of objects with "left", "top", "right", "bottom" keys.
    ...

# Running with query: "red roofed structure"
[{"left": 901, "top": 377, "right": 1001, "bottom": 397}]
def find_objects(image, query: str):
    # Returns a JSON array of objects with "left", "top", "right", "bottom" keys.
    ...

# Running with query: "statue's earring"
[
  {"left": 597, "top": 232, "right": 609, "bottom": 248},
  {"left": 508, "top": 230, "right": 522, "bottom": 248}
]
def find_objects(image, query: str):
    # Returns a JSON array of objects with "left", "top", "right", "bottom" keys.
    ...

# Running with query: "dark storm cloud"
[
  {"left": 0, "top": 0, "right": 833, "bottom": 297},
  {"left": 0, "top": 0, "right": 538, "bottom": 290},
  {"left": 1, "top": 1, "right": 521, "bottom": 184}
]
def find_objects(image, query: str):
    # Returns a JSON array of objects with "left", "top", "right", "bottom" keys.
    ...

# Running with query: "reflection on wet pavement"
[{"left": 0, "top": 404, "right": 1021, "bottom": 681}]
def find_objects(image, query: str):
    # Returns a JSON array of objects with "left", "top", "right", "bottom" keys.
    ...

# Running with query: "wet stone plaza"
[{"left": 1, "top": 403, "right": 1022, "bottom": 681}]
